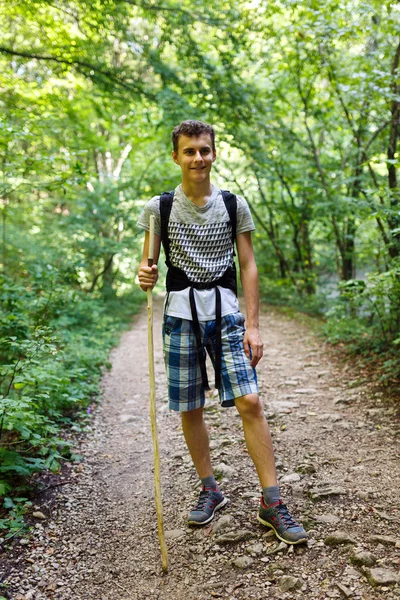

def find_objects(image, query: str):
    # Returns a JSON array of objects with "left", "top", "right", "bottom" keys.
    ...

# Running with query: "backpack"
[{"left": 158, "top": 190, "right": 238, "bottom": 390}]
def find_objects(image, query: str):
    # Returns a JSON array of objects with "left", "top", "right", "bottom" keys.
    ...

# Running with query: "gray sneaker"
[
  {"left": 257, "top": 497, "right": 308, "bottom": 544},
  {"left": 188, "top": 487, "right": 228, "bottom": 525}
]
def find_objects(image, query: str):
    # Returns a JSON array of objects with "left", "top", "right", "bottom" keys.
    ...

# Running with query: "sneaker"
[
  {"left": 187, "top": 486, "right": 228, "bottom": 525},
  {"left": 257, "top": 497, "right": 308, "bottom": 544}
]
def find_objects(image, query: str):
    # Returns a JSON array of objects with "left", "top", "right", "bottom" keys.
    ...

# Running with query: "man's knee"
[
  {"left": 181, "top": 406, "right": 204, "bottom": 424},
  {"left": 235, "top": 393, "right": 264, "bottom": 419}
]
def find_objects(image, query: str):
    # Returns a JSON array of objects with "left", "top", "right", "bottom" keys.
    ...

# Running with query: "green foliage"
[
  {"left": 259, "top": 276, "right": 327, "bottom": 316},
  {"left": 0, "top": 267, "right": 143, "bottom": 535},
  {"left": 0, "top": 496, "right": 31, "bottom": 532},
  {"left": 322, "top": 261, "right": 400, "bottom": 379}
]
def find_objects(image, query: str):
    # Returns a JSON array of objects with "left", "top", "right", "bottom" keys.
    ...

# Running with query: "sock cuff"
[
  {"left": 262, "top": 485, "right": 280, "bottom": 505},
  {"left": 201, "top": 475, "right": 218, "bottom": 490}
]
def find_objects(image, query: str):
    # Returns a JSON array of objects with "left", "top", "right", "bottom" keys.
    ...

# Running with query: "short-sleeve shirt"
[{"left": 137, "top": 184, "right": 255, "bottom": 321}]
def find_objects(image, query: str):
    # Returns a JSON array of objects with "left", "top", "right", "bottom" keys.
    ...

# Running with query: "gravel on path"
[{"left": 1, "top": 297, "right": 399, "bottom": 600}]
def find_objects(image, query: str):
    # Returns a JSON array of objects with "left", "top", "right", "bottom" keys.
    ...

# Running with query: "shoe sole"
[
  {"left": 257, "top": 515, "right": 308, "bottom": 545},
  {"left": 188, "top": 497, "right": 229, "bottom": 526}
]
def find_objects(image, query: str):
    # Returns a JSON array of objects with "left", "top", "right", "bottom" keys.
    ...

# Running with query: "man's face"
[{"left": 172, "top": 133, "right": 216, "bottom": 183}]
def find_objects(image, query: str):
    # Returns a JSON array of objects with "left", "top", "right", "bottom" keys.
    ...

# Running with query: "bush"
[
  {"left": 322, "top": 263, "right": 400, "bottom": 381},
  {"left": 0, "top": 272, "right": 143, "bottom": 539},
  {"left": 259, "top": 276, "right": 327, "bottom": 316}
]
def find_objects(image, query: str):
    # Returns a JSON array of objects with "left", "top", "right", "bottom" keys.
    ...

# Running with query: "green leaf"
[{"left": 14, "top": 382, "right": 26, "bottom": 390}]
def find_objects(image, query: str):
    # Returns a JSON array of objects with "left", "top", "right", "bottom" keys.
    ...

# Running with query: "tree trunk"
[
  {"left": 387, "top": 39, "right": 400, "bottom": 257},
  {"left": 101, "top": 255, "right": 116, "bottom": 300}
]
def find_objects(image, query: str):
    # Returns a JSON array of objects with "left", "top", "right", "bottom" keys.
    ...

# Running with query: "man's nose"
[{"left": 193, "top": 151, "right": 203, "bottom": 161}]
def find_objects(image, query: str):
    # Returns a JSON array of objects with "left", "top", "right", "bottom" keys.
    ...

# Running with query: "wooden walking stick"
[{"left": 147, "top": 214, "right": 169, "bottom": 574}]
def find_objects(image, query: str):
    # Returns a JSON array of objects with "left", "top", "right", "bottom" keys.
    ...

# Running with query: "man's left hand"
[{"left": 243, "top": 327, "right": 264, "bottom": 367}]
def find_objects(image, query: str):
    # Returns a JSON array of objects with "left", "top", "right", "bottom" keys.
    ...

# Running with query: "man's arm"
[
  {"left": 236, "top": 231, "right": 263, "bottom": 367},
  {"left": 138, "top": 231, "right": 161, "bottom": 291}
]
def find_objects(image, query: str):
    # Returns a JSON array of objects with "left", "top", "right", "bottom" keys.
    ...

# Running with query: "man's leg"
[
  {"left": 181, "top": 407, "right": 228, "bottom": 525},
  {"left": 235, "top": 393, "right": 307, "bottom": 544},
  {"left": 234, "top": 393, "right": 277, "bottom": 488},
  {"left": 181, "top": 406, "right": 212, "bottom": 479}
]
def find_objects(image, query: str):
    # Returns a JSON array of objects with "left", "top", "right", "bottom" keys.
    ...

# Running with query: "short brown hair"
[{"left": 172, "top": 120, "right": 215, "bottom": 153}]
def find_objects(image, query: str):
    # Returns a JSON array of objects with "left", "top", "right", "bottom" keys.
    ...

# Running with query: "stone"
[
  {"left": 263, "top": 530, "right": 275, "bottom": 539},
  {"left": 283, "top": 379, "right": 301, "bottom": 386},
  {"left": 280, "top": 473, "right": 301, "bottom": 484},
  {"left": 32, "top": 511, "right": 47, "bottom": 520},
  {"left": 212, "top": 515, "right": 234, "bottom": 535},
  {"left": 324, "top": 531, "right": 357, "bottom": 546},
  {"left": 296, "top": 462, "right": 316, "bottom": 474},
  {"left": 214, "top": 462, "right": 236, "bottom": 480},
  {"left": 366, "top": 408, "right": 382, "bottom": 417},
  {"left": 364, "top": 567, "right": 400, "bottom": 586},
  {"left": 269, "top": 400, "right": 299, "bottom": 412},
  {"left": 310, "top": 486, "right": 346, "bottom": 501},
  {"left": 279, "top": 575, "right": 303, "bottom": 591},
  {"left": 294, "top": 388, "right": 317, "bottom": 394},
  {"left": 318, "top": 412, "right": 343, "bottom": 422},
  {"left": 119, "top": 414, "right": 140, "bottom": 423},
  {"left": 350, "top": 549, "right": 376, "bottom": 567},
  {"left": 336, "top": 583, "right": 352, "bottom": 598},
  {"left": 214, "top": 529, "right": 254, "bottom": 545},
  {"left": 292, "top": 484, "right": 305, "bottom": 499},
  {"left": 355, "top": 491, "right": 370, "bottom": 500},
  {"left": 313, "top": 513, "right": 340, "bottom": 525},
  {"left": 334, "top": 396, "right": 352, "bottom": 405},
  {"left": 266, "top": 541, "right": 288, "bottom": 555},
  {"left": 269, "top": 561, "right": 286, "bottom": 573},
  {"left": 374, "top": 509, "right": 400, "bottom": 523},
  {"left": 246, "top": 542, "right": 264, "bottom": 556},
  {"left": 369, "top": 534, "right": 398, "bottom": 546},
  {"left": 232, "top": 555, "right": 253, "bottom": 569},
  {"left": 164, "top": 529, "right": 185, "bottom": 540},
  {"left": 218, "top": 437, "right": 233, "bottom": 448}
]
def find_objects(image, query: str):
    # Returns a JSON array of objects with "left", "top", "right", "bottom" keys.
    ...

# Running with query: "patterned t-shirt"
[{"left": 137, "top": 184, "right": 255, "bottom": 320}]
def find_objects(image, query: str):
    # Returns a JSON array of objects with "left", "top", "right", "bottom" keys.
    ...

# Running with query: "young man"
[{"left": 137, "top": 120, "right": 307, "bottom": 545}]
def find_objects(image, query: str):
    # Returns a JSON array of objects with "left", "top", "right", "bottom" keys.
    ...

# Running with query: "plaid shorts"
[{"left": 162, "top": 311, "right": 258, "bottom": 412}]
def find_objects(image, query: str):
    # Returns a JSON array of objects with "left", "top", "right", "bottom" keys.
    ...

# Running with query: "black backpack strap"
[
  {"left": 159, "top": 191, "right": 174, "bottom": 263},
  {"left": 221, "top": 190, "right": 237, "bottom": 251}
]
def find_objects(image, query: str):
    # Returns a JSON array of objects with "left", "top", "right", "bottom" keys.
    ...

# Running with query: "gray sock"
[
  {"left": 262, "top": 485, "right": 280, "bottom": 505},
  {"left": 201, "top": 475, "right": 218, "bottom": 490}
]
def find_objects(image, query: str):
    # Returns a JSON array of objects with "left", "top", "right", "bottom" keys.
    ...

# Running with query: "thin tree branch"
[{"left": 0, "top": 46, "right": 152, "bottom": 97}]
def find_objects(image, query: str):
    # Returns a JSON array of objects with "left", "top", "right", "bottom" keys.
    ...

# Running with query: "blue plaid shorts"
[{"left": 162, "top": 311, "right": 258, "bottom": 412}]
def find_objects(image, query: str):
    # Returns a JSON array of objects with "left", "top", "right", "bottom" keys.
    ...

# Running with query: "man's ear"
[
  {"left": 172, "top": 150, "right": 180, "bottom": 165},
  {"left": 212, "top": 151, "right": 217, "bottom": 162}
]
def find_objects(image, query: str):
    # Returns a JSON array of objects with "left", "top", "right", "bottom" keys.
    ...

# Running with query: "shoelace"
[
  {"left": 194, "top": 488, "right": 216, "bottom": 511},
  {"left": 274, "top": 500, "right": 300, "bottom": 528}
]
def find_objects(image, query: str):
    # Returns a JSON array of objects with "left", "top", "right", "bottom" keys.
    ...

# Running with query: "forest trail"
[{"left": 4, "top": 298, "right": 400, "bottom": 600}]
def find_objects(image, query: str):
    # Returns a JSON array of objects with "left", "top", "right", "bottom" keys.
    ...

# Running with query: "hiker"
[{"left": 137, "top": 120, "right": 307, "bottom": 545}]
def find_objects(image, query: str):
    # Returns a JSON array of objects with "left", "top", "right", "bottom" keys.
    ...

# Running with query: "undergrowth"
[
  {"left": 260, "top": 271, "right": 400, "bottom": 384},
  {"left": 0, "top": 272, "right": 143, "bottom": 541}
]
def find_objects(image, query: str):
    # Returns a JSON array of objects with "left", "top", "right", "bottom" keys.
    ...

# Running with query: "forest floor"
[{"left": 1, "top": 297, "right": 400, "bottom": 600}]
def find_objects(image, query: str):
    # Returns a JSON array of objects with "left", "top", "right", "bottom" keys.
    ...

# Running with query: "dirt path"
[{"left": 3, "top": 298, "right": 400, "bottom": 600}]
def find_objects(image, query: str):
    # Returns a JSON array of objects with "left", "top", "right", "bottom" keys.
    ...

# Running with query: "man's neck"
[{"left": 181, "top": 179, "right": 213, "bottom": 207}]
